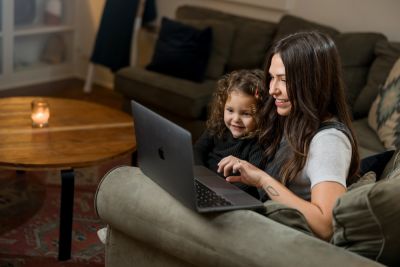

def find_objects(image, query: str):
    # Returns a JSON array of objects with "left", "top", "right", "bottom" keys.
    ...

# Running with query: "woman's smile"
[{"left": 274, "top": 98, "right": 290, "bottom": 108}]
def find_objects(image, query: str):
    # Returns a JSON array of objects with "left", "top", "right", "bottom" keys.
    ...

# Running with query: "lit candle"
[{"left": 31, "top": 99, "right": 50, "bottom": 128}]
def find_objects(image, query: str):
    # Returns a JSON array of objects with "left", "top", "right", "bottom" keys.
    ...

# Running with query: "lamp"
[{"left": 31, "top": 99, "right": 50, "bottom": 128}]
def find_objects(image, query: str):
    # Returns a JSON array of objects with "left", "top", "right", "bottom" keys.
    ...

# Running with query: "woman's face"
[{"left": 269, "top": 54, "right": 291, "bottom": 116}]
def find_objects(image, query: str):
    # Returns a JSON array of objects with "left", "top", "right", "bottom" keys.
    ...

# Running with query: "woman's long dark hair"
[{"left": 260, "top": 31, "right": 360, "bottom": 184}]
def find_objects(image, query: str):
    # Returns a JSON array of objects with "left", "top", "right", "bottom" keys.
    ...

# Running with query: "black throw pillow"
[{"left": 146, "top": 17, "right": 212, "bottom": 82}]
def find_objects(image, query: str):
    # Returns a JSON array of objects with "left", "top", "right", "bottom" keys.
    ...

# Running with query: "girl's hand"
[{"left": 218, "top": 156, "right": 265, "bottom": 188}]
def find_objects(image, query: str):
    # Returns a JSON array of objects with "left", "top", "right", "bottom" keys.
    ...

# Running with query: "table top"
[{"left": 0, "top": 97, "right": 136, "bottom": 170}]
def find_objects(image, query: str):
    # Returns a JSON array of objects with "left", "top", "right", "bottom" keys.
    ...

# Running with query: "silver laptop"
[{"left": 131, "top": 100, "right": 264, "bottom": 213}]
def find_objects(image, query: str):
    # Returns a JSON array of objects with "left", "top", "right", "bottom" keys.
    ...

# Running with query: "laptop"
[{"left": 131, "top": 100, "right": 264, "bottom": 213}]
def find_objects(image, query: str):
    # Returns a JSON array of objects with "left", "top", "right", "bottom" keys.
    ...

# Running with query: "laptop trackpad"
[{"left": 196, "top": 174, "right": 245, "bottom": 195}]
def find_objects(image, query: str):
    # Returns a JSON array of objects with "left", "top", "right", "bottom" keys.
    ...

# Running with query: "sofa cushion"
[
  {"left": 334, "top": 33, "right": 386, "bottom": 108},
  {"left": 226, "top": 21, "right": 276, "bottom": 71},
  {"left": 262, "top": 201, "right": 314, "bottom": 237},
  {"left": 179, "top": 19, "right": 235, "bottom": 79},
  {"left": 347, "top": 171, "right": 376, "bottom": 191},
  {"left": 146, "top": 17, "right": 212, "bottom": 82},
  {"left": 332, "top": 150, "right": 400, "bottom": 266},
  {"left": 175, "top": 5, "right": 277, "bottom": 71},
  {"left": 368, "top": 57, "right": 400, "bottom": 150},
  {"left": 272, "top": 15, "right": 339, "bottom": 43},
  {"left": 352, "top": 118, "right": 385, "bottom": 158},
  {"left": 354, "top": 41, "right": 400, "bottom": 118},
  {"left": 115, "top": 66, "right": 216, "bottom": 119}
]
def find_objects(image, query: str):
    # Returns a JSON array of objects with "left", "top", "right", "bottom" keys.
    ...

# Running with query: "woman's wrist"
[
  {"left": 258, "top": 174, "right": 281, "bottom": 197},
  {"left": 256, "top": 172, "right": 270, "bottom": 188}
]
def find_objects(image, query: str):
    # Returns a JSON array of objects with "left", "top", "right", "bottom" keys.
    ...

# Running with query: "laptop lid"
[{"left": 131, "top": 100, "right": 197, "bottom": 210}]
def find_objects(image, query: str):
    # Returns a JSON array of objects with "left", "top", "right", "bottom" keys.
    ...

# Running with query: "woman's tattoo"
[{"left": 265, "top": 185, "right": 279, "bottom": 196}]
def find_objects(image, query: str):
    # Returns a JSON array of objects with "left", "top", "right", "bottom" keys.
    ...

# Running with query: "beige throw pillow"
[{"left": 368, "top": 57, "right": 400, "bottom": 149}]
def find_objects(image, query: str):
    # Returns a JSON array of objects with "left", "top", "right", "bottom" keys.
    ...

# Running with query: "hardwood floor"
[{"left": 0, "top": 78, "right": 124, "bottom": 110}]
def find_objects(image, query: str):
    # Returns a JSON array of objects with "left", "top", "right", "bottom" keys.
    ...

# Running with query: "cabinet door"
[
  {"left": 14, "top": 32, "right": 72, "bottom": 72},
  {"left": 13, "top": 0, "right": 73, "bottom": 72},
  {"left": 14, "top": 0, "right": 72, "bottom": 29}
]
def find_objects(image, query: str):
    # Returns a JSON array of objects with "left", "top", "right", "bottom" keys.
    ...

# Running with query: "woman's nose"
[{"left": 269, "top": 81, "right": 279, "bottom": 95}]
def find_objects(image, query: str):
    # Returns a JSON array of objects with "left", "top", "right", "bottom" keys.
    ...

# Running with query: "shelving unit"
[{"left": 0, "top": 0, "right": 76, "bottom": 90}]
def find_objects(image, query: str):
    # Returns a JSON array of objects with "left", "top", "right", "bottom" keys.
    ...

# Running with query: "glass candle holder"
[{"left": 31, "top": 99, "right": 50, "bottom": 128}]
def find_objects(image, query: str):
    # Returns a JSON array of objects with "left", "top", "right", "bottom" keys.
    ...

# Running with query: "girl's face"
[
  {"left": 224, "top": 90, "right": 257, "bottom": 138},
  {"left": 269, "top": 54, "right": 291, "bottom": 116}
]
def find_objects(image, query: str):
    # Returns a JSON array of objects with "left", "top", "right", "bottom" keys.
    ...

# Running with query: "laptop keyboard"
[{"left": 195, "top": 180, "right": 233, "bottom": 208}]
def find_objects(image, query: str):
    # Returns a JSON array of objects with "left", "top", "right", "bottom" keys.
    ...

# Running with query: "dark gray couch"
[{"left": 114, "top": 5, "right": 400, "bottom": 156}]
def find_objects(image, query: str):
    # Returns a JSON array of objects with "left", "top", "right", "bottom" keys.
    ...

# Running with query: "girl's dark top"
[{"left": 193, "top": 130, "right": 265, "bottom": 199}]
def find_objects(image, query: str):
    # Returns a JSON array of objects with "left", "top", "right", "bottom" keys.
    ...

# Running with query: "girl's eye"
[{"left": 226, "top": 108, "right": 233, "bottom": 113}]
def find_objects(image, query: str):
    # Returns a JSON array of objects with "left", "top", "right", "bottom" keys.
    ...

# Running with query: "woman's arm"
[
  {"left": 218, "top": 130, "right": 351, "bottom": 240},
  {"left": 220, "top": 159, "right": 345, "bottom": 240}
]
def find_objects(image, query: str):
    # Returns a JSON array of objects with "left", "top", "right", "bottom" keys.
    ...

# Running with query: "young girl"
[
  {"left": 218, "top": 31, "right": 360, "bottom": 240},
  {"left": 194, "top": 69, "right": 268, "bottom": 199}
]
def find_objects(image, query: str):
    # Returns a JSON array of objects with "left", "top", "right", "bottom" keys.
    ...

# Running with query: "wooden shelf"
[{"left": 14, "top": 25, "right": 74, "bottom": 36}]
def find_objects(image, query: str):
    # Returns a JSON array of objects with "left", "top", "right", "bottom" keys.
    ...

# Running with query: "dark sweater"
[{"left": 193, "top": 130, "right": 265, "bottom": 199}]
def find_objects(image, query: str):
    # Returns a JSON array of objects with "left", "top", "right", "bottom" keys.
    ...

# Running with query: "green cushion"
[
  {"left": 332, "top": 151, "right": 400, "bottom": 266},
  {"left": 347, "top": 171, "right": 376, "bottom": 191},
  {"left": 179, "top": 19, "right": 236, "bottom": 80},
  {"left": 262, "top": 200, "right": 314, "bottom": 237},
  {"left": 353, "top": 41, "right": 400, "bottom": 118}
]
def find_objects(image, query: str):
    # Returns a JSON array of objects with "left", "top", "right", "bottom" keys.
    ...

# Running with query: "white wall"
[
  {"left": 157, "top": 0, "right": 400, "bottom": 41},
  {"left": 76, "top": 0, "right": 400, "bottom": 88}
]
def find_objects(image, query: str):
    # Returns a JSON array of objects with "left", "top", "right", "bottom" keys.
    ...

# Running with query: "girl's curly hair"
[{"left": 206, "top": 69, "right": 268, "bottom": 138}]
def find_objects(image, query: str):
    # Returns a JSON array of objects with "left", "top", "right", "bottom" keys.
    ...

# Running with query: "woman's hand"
[{"left": 217, "top": 156, "right": 265, "bottom": 188}]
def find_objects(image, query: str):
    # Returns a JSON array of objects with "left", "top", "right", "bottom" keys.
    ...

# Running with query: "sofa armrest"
[{"left": 95, "top": 166, "right": 382, "bottom": 267}]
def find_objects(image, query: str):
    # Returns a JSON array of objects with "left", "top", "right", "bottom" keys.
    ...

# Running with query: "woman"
[{"left": 217, "top": 31, "right": 360, "bottom": 240}]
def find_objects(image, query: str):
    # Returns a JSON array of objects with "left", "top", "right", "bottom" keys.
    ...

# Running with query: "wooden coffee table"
[{"left": 0, "top": 97, "right": 136, "bottom": 260}]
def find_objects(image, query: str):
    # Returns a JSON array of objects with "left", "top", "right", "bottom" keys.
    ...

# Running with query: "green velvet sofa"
[
  {"left": 114, "top": 5, "right": 400, "bottom": 157},
  {"left": 95, "top": 150, "right": 400, "bottom": 266}
]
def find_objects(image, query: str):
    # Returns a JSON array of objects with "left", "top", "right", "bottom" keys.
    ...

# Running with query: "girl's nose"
[{"left": 233, "top": 113, "right": 240, "bottom": 121}]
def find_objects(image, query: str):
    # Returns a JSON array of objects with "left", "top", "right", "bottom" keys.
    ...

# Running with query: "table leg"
[
  {"left": 58, "top": 169, "right": 75, "bottom": 261},
  {"left": 131, "top": 151, "right": 138, "bottom": 166}
]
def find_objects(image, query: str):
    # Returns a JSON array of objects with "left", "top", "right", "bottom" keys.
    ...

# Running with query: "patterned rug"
[{"left": 0, "top": 155, "right": 131, "bottom": 267}]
